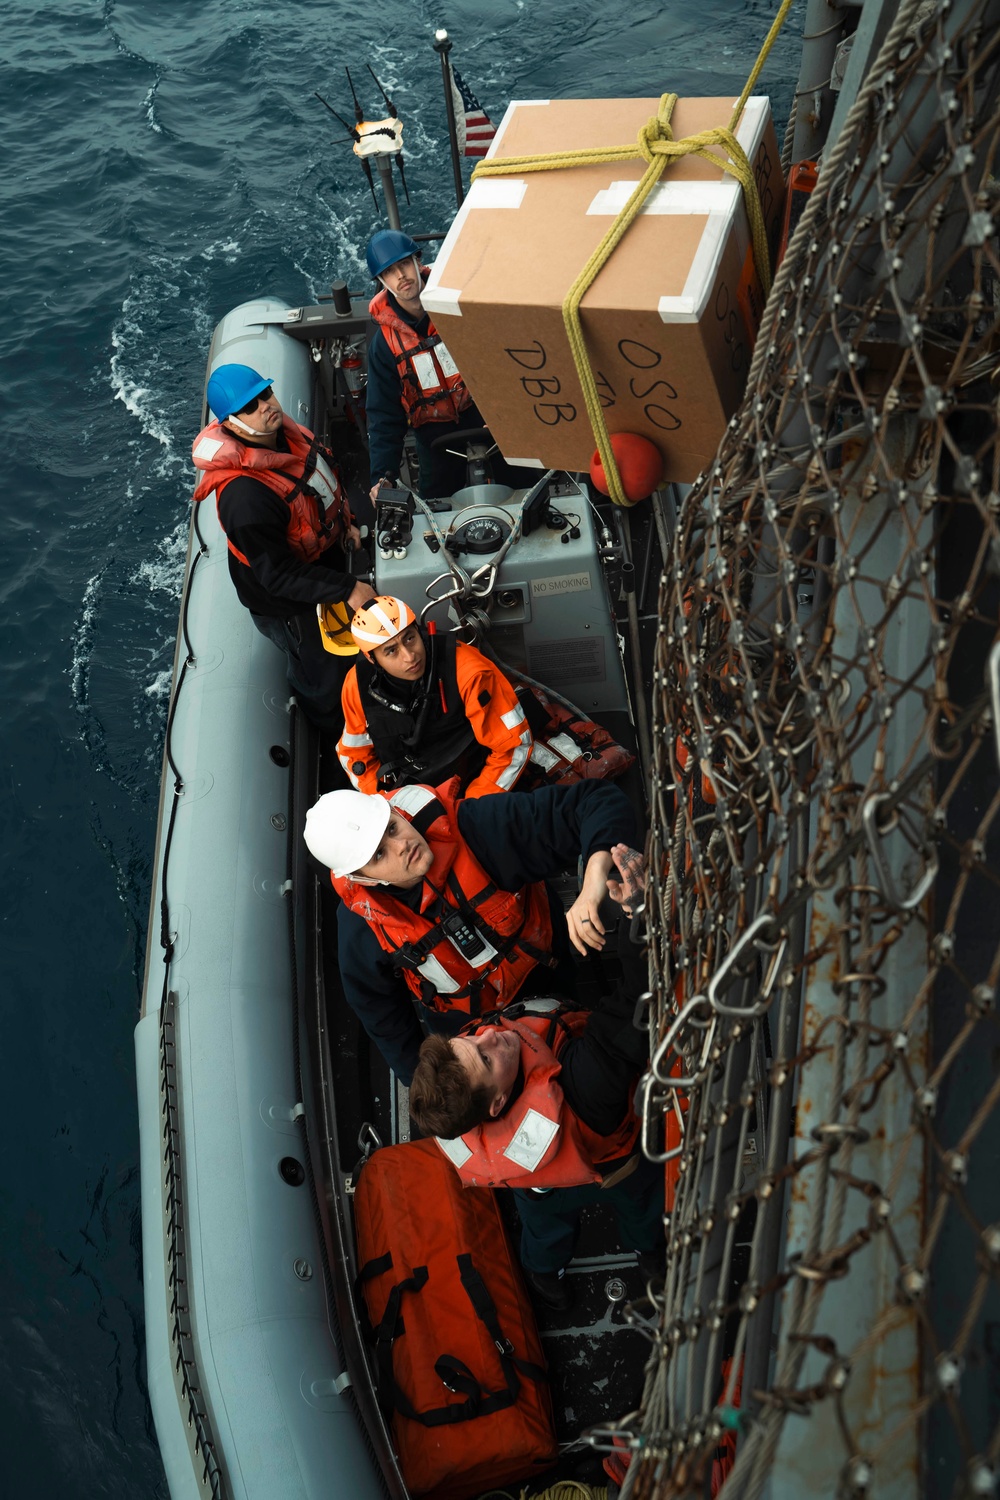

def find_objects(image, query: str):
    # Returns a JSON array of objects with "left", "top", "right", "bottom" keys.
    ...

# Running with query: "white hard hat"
[{"left": 303, "top": 789, "right": 391, "bottom": 877}]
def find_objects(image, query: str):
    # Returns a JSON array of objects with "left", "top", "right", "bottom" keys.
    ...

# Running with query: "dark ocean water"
[{"left": 0, "top": 2, "right": 798, "bottom": 1494}]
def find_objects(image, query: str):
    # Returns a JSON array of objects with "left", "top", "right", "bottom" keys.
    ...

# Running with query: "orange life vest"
[
  {"left": 332, "top": 781, "right": 555, "bottom": 1016},
  {"left": 436, "top": 1008, "right": 641, "bottom": 1190},
  {"left": 191, "top": 415, "right": 349, "bottom": 566},
  {"left": 369, "top": 281, "right": 473, "bottom": 427},
  {"left": 517, "top": 685, "right": 636, "bottom": 787}
]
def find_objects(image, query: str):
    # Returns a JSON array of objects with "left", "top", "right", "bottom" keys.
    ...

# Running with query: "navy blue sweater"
[
  {"left": 336, "top": 780, "right": 638, "bottom": 1083},
  {"left": 365, "top": 299, "right": 423, "bottom": 484}
]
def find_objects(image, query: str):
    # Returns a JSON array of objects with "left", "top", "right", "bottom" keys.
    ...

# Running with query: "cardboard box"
[{"left": 423, "top": 96, "right": 785, "bottom": 484}]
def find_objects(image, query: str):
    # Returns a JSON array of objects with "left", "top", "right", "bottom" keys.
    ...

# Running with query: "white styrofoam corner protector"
[
  {"left": 657, "top": 296, "right": 699, "bottom": 324},
  {"left": 733, "top": 96, "right": 768, "bottom": 158},
  {"left": 587, "top": 179, "right": 740, "bottom": 216},
  {"left": 466, "top": 177, "right": 527, "bottom": 209},
  {"left": 485, "top": 99, "right": 551, "bottom": 161},
  {"left": 658, "top": 210, "right": 731, "bottom": 324},
  {"left": 423, "top": 198, "right": 469, "bottom": 286},
  {"left": 420, "top": 286, "right": 463, "bottom": 318},
  {"left": 422, "top": 177, "right": 526, "bottom": 311},
  {"left": 505, "top": 456, "right": 547, "bottom": 468}
]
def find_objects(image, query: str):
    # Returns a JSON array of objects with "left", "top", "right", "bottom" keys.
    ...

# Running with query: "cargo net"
[{"left": 610, "top": 0, "right": 1000, "bottom": 1496}]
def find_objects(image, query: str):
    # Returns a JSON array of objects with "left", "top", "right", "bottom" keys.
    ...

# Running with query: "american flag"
[{"left": 449, "top": 66, "right": 497, "bottom": 157}]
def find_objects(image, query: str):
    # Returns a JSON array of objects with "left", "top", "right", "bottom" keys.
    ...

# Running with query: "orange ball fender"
[{"left": 590, "top": 431, "right": 664, "bottom": 501}]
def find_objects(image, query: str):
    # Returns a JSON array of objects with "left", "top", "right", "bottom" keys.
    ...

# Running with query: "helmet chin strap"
[
  {"left": 379, "top": 257, "right": 421, "bottom": 293},
  {"left": 226, "top": 412, "right": 266, "bottom": 438}
]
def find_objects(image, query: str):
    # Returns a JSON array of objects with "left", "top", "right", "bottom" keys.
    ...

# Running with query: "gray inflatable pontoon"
[{"left": 137, "top": 300, "right": 387, "bottom": 1500}]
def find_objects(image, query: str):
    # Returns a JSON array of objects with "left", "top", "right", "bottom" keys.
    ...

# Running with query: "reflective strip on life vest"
[
  {"left": 411, "top": 350, "right": 443, "bottom": 392},
  {"left": 434, "top": 342, "right": 460, "bottom": 378},
  {"left": 311, "top": 452, "right": 342, "bottom": 508},
  {"left": 503, "top": 1109, "right": 560, "bottom": 1173},
  {"left": 547, "top": 733, "right": 582, "bottom": 762},
  {"left": 501, "top": 704, "right": 527, "bottom": 730},
  {"left": 530, "top": 742, "right": 562, "bottom": 771},
  {"left": 341, "top": 730, "right": 374, "bottom": 747},
  {"left": 436, "top": 1135, "right": 474, "bottom": 1169},
  {"left": 391, "top": 784, "right": 439, "bottom": 818},
  {"left": 415, "top": 950, "right": 462, "bottom": 994},
  {"left": 193, "top": 435, "right": 225, "bottom": 462}
]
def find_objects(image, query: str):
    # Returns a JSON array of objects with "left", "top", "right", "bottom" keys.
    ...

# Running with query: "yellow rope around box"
[{"left": 471, "top": 0, "right": 795, "bottom": 506}]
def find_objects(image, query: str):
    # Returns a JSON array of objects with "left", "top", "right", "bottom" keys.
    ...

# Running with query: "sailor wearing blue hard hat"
[
  {"left": 364, "top": 230, "right": 535, "bottom": 502},
  {"left": 191, "top": 362, "right": 367, "bottom": 735}
]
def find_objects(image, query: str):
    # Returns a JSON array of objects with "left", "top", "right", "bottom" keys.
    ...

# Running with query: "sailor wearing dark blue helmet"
[
  {"left": 192, "top": 363, "right": 368, "bottom": 734},
  {"left": 365, "top": 229, "right": 537, "bottom": 501}
]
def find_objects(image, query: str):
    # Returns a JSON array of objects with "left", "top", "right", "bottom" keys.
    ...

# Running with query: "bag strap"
[
  {"left": 374, "top": 1264, "right": 430, "bottom": 1415},
  {"left": 354, "top": 1251, "right": 394, "bottom": 1343},
  {"left": 457, "top": 1254, "right": 548, "bottom": 1389},
  {"left": 377, "top": 1252, "right": 547, "bottom": 1428}
]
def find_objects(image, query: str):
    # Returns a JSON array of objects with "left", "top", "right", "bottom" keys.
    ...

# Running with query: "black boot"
[
  {"left": 523, "top": 1265, "right": 574, "bottom": 1312},
  {"left": 636, "top": 1248, "right": 664, "bottom": 1286}
]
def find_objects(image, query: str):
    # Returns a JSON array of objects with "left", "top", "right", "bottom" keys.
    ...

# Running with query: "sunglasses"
[{"left": 237, "top": 386, "right": 274, "bottom": 416}]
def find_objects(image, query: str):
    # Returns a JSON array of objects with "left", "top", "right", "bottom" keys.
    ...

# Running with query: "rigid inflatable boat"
[{"left": 137, "top": 289, "right": 656, "bottom": 1499}]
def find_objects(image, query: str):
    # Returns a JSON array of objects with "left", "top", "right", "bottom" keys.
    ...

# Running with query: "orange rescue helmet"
[{"left": 350, "top": 594, "right": 417, "bottom": 660}]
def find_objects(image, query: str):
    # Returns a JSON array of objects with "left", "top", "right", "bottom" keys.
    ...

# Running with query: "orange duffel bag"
[{"left": 354, "top": 1138, "right": 557, "bottom": 1500}]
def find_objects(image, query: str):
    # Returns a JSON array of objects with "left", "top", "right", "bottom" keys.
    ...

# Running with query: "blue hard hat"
[
  {"left": 207, "top": 363, "right": 274, "bottom": 422},
  {"left": 366, "top": 230, "right": 421, "bottom": 279}
]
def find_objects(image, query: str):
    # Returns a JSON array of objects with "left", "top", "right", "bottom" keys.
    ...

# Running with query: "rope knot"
[{"left": 637, "top": 92, "right": 678, "bottom": 164}]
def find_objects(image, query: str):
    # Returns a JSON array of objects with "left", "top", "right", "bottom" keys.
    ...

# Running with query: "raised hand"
[{"left": 606, "top": 842, "right": 646, "bottom": 916}]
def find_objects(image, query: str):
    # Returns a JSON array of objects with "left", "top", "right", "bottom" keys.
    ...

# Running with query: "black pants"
[
  {"left": 251, "top": 611, "right": 352, "bottom": 737},
  {"left": 512, "top": 1153, "right": 665, "bottom": 1274},
  {"left": 413, "top": 405, "right": 542, "bottom": 499}
]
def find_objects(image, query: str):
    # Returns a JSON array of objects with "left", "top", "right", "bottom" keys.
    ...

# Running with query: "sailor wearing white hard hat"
[{"left": 303, "top": 777, "right": 640, "bottom": 1084}]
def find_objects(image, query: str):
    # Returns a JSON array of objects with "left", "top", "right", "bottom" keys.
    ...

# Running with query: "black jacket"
[
  {"left": 217, "top": 433, "right": 355, "bottom": 617},
  {"left": 556, "top": 921, "right": 649, "bottom": 1137}
]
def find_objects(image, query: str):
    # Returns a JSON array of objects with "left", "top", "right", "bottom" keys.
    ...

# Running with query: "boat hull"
[{"left": 138, "top": 299, "right": 383, "bottom": 1500}]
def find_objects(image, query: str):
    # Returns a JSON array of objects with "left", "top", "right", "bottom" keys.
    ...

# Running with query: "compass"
[{"left": 449, "top": 514, "right": 510, "bottom": 556}]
